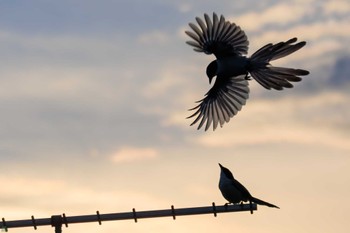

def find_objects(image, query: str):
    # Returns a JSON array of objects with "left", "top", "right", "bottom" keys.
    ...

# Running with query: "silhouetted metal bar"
[
  {"left": 51, "top": 215, "right": 62, "bottom": 233},
  {"left": 1, "top": 203, "right": 257, "bottom": 231}
]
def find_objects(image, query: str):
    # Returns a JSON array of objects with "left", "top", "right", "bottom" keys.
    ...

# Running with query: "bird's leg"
[
  {"left": 224, "top": 203, "right": 230, "bottom": 210},
  {"left": 240, "top": 201, "right": 244, "bottom": 210},
  {"left": 244, "top": 72, "right": 251, "bottom": 80}
]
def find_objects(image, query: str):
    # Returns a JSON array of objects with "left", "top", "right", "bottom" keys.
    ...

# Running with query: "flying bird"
[
  {"left": 185, "top": 13, "right": 309, "bottom": 131},
  {"left": 218, "top": 163, "right": 279, "bottom": 209}
]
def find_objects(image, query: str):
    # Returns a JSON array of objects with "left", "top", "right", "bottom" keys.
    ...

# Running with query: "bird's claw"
[{"left": 240, "top": 202, "right": 244, "bottom": 209}]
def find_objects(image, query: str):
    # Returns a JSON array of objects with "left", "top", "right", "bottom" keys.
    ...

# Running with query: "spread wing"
[
  {"left": 187, "top": 76, "right": 249, "bottom": 131},
  {"left": 185, "top": 12, "right": 249, "bottom": 58}
]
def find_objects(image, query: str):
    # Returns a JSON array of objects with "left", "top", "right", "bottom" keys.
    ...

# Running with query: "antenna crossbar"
[{"left": 1, "top": 202, "right": 257, "bottom": 232}]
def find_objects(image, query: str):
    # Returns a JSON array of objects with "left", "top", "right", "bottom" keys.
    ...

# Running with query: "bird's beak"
[{"left": 206, "top": 60, "right": 217, "bottom": 84}]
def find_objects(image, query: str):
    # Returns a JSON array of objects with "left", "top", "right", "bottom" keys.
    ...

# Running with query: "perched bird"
[
  {"left": 218, "top": 163, "right": 279, "bottom": 209},
  {"left": 185, "top": 13, "right": 309, "bottom": 131}
]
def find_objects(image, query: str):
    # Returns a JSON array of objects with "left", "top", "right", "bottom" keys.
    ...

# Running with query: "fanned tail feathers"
[{"left": 249, "top": 38, "right": 309, "bottom": 90}]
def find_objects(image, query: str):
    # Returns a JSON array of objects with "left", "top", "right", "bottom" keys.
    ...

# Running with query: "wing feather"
[
  {"left": 187, "top": 75, "right": 250, "bottom": 131},
  {"left": 186, "top": 12, "right": 249, "bottom": 58}
]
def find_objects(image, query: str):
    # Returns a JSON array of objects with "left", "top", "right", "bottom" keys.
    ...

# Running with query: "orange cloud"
[{"left": 110, "top": 147, "right": 158, "bottom": 163}]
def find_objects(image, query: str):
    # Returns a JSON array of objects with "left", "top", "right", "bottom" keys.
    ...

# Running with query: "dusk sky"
[{"left": 1, "top": 0, "right": 349, "bottom": 233}]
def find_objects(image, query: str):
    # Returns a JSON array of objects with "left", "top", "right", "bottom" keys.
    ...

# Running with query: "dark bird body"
[
  {"left": 186, "top": 13, "right": 309, "bottom": 131},
  {"left": 219, "top": 163, "right": 279, "bottom": 209},
  {"left": 213, "top": 55, "right": 248, "bottom": 78}
]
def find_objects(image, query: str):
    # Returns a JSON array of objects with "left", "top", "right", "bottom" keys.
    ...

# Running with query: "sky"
[{"left": 0, "top": 0, "right": 349, "bottom": 232}]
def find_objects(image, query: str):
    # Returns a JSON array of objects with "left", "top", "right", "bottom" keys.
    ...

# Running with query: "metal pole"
[
  {"left": 51, "top": 215, "right": 63, "bottom": 233},
  {"left": 1, "top": 203, "right": 257, "bottom": 231}
]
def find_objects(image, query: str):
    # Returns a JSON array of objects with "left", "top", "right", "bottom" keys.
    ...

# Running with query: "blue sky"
[{"left": 0, "top": 0, "right": 350, "bottom": 233}]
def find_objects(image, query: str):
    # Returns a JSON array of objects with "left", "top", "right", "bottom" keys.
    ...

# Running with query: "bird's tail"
[
  {"left": 248, "top": 37, "right": 309, "bottom": 90},
  {"left": 250, "top": 196, "right": 280, "bottom": 209}
]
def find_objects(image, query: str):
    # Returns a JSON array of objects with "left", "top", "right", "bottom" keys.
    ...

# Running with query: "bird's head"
[
  {"left": 206, "top": 60, "right": 218, "bottom": 84},
  {"left": 218, "top": 163, "right": 234, "bottom": 179}
]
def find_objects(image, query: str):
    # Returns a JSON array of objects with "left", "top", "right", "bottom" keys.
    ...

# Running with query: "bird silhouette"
[
  {"left": 219, "top": 163, "right": 279, "bottom": 209},
  {"left": 185, "top": 12, "right": 309, "bottom": 131}
]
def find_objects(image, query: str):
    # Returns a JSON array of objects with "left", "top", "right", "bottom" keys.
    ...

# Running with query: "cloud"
[
  {"left": 137, "top": 30, "right": 170, "bottom": 45},
  {"left": 137, "top": 57, "right": 207, "bottom": 128},
  {"left": 141, "top": 69, "right": 183, "bottom": 99},
  {"left": 329, "top": 56, "right": 350, "bottom": 86},
  {"left": 0, "top": 175, "right": 169, "bottom": 219},
  {"left": 231, "top": 2, "right": 309, "bottom": 32},
  {"left": 110, "top": 147, "right": 158, "bottom": 163},
  {"left": 245, "top": 17, "right": 350, "bottom": 69},
  {"left": 177, "top": 2, "right": 192, "bottom": 13},
  {"left": 195, "top": 123, "right": 350, "bottom": 151},
  {"left": 323, "top": 0, "right": 350, "bottom": 15},
  {"left": 0, "top": 30, "right": 124, "bottom": 60},
  {"left": 222, "top": 0, "right": 350, "bottom": 70}
]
